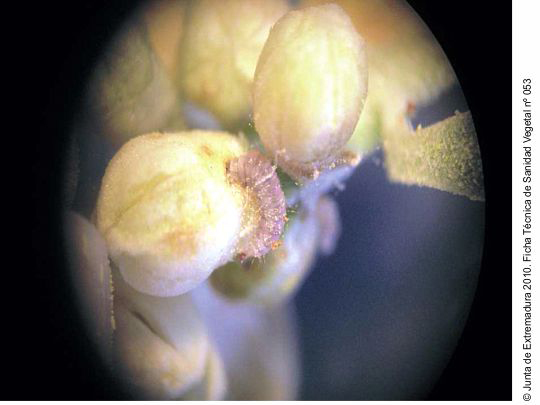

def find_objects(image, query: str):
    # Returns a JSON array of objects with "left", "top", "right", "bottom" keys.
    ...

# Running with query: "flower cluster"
[{"left": 64, "top": 0, "right": 483, "bottom": 400}]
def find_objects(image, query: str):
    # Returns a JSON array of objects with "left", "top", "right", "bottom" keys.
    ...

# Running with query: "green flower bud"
[
  {"left": 253, "top": 4, "right": 368, "bottom": 179},
  {"left": 143, "top": 0, "right": 187, "bottom": 78},
  {"left": 96, "top": 131, "right": 249, "bottom": 297},
  {"left": 88, "top": 20, "right": 184, "bottom": 147},
  {"left": 303, "top": 0, "right": 458, "bottom": 154},
  {"left": 177, "top": 0, "right": 289, "bottom": 128}
]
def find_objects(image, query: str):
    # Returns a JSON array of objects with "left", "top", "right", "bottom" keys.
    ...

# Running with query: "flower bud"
[
  {"left": 113, "top": 269, "right": 226, "bottom": 399},
  {"left": 88, "top": 20, "right": 184, "bottom": 147},
  {"left": 96, "top": 131, "right": 248, "bottom": 297},
  {"left": 177, "top": 0, "right": 289, "bottom": 128},
  {"left": 303, "top": 0, "right": 457, "bottom": 143},
  {"left": 253, "top": 4, "right": 368, "bottom": 179},
  {"left": 143, "top": 0, "right": 187, "bottom": 78}
]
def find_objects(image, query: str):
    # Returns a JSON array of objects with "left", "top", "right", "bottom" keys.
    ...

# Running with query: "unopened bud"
[
  {"left": 253, "top": 4, "right": 368, "bottom": 179},
  {"left": 177, "top": 0, "right": 289, "bottom": 128},
  {"left": 96, "top": 131, "right": 248, "bottom": 297}
]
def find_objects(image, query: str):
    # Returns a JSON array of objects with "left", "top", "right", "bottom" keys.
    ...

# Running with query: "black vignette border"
[
  {"left": 407, "top": 0, "right": 511, "bottom": 400},
  {"left": 14, "top": 0, "right": 511, "bottom": 400}
]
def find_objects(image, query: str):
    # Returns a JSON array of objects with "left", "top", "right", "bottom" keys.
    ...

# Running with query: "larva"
[{"left": 227, "top": 149, "right": 287, "bottom": 260}]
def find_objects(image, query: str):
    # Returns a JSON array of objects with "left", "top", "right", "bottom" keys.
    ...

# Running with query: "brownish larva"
[{"left": 226, "top": 149, "right": 287, "bottom": 260}]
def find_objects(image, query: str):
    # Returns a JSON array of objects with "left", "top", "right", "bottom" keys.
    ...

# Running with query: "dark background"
[{"left": 7, "top": 0, "right": 510, "bottom": 400}]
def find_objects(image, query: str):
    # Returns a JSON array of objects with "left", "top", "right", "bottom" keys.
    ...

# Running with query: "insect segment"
[{"left": 226, "top": 149, "right": 287, "bottom": 260}]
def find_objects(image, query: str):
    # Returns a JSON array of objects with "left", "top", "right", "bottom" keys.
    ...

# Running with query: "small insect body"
[{"left": 227, "top": 150, "right": 287, "bottom": 260}]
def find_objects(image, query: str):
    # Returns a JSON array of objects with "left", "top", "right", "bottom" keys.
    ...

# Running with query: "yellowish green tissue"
[
  {"left": 96, "top": 131, "right": 249, "bottom": 297},
  {"left": 253, "top": 4, "right": 367, "bottom": 179},
  {"left": 302, "top": 0, "right": 456, "bottom": 130},
  {"left": 143, "top": 0, "right": 187, "bottom": 78},
  {"left": 88, "top": 20, "right": 184, "bottom": 147},
  {"left": 303, "top": 0, "right": 458, "bottom": 159},
  {"left": 113, "top": 269, "right": 227, "bottom": 399},
  {"left": 346, "top": 95, "right": 381, "bottom": 157},
  {"left": 383, "top": 111, "right": 484, "bottom": 201},
  {"left": 177, "top": 0, "right": 289, "bottom": 129}
]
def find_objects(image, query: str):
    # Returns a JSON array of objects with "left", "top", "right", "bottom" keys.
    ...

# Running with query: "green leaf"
[{"left": 383, "top": 111, "right": 484, "bottom": 201}]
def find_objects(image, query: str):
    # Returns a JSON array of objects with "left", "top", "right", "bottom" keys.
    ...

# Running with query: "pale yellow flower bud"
[
  {"left": 113, "top": 269, "right": 227, "bottom": 399},
  {"left": 303, "top": 0, "right": 458, "bottom": 153},
  {"left": 253, "top": 4, "right": 368, "bottom": 179},
  {"left": 88, "top": 20, "right": 184, "bottom": 147},
  {"left": 96, "top": 131, "right": 248, "bottom": 297},
  {"left": 177, "top": 0, "right": 289, "bottom": 128},
  {"left": 143, "top": 0, "right": 187, "bottom": 78}
]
